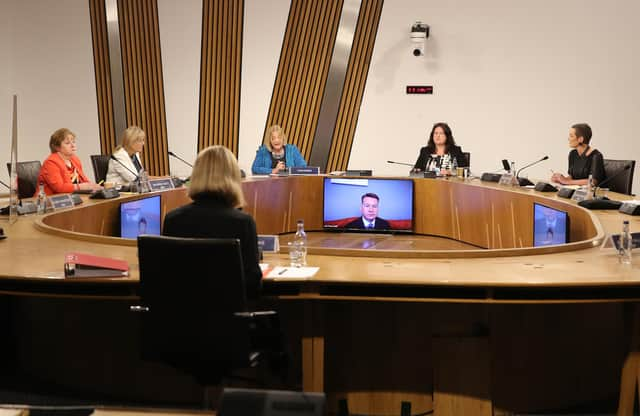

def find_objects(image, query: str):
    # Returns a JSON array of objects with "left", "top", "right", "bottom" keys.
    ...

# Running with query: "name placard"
[
  {"left": 290, "top": 166, "right": 320, "bottom": 175},
  {"left": 498, "top": 173, "right": 516, "bottom": 186},
  {"left": 148, "top": 178, "right": 175, "bottom": 191},
  {"left": 571, "top": 188, "right": 590, "bottom": 202},
  {"left": 48, "top": 194, "right": 74, "bottom": 210},
  {"left": 258, "top": 235, "right": 280, "bottom": 252}
]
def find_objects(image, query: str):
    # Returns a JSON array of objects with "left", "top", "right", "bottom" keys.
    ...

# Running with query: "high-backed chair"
[
  {"left": 461, "top": 152, "right": 471, "bottom": 168},
  {"left": 90, "top": 154, "right": 111, "bottom": 184},
  {"left": 219, "top": 388, "right": 325, "bottom": 416},
  {"left": 603, "top": 159, "right": 635, "bottom": 195},
  {"left": 133, "top": 235, "right": 284, "bottom": 391},
  {"left": 6, "top": 160, "right": 41, "bottom": 199}
]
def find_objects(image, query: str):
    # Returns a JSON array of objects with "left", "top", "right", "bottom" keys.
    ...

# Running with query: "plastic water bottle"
[
  {"left": 36, "top": 183, "right": 46, "bottom": 215},
  {"left": 620, "top": 220, "right": 632, "bottom": 265},
  {"left": 290, "top": 219, "right": 307, "bottom": 267},
  {"left": 451, "top": 157, "right": 458, "bottom": 176},
  {"left": 586, "top": 174, "right": 594, "bottom": 200},
  {"left": 510, "top": 162, "right": 518, "bottom": 186},
  {"left": 138, "top": 170, "right": 150, "bottom": 193}
]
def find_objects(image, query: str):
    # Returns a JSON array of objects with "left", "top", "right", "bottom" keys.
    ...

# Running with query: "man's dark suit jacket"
[
  {"left": 344, "top": 216, "right": 391, "bottom": 230},
  {"left": 162, "top": 194, "right": 261, "bottom": 300},
  {"left": 413, "top": 144, "right": 467, "bottom": 171}
]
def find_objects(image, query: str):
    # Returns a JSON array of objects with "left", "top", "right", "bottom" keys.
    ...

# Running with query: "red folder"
[{"left": 64, "top": 252, "right": 129, "bottom": 278}]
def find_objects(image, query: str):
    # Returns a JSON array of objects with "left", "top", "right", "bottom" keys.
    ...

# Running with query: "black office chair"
[
  {"left": 603, "top": 159, "right": 635, "bottom": 195},
  {"left": 132, "top": 235, "right": 285, "bottom": 396},
  {"left": 6, "top": 160, "right": 41, "bottom": 199},
  {"left": 219, "top": 388, "right": 325, "bottom": 416},
  {"left": 461, "top": 152, "right": 471, "bottom": 168},
  {"left": 90, "top": 154, "right": 111, "bottom": 184}
]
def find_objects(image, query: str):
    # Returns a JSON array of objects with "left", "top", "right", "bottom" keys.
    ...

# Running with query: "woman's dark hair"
[
  {"left": 571, "top": 123, "right": 592, "bottom": 145},
  {"left": 425, "top": 122, "right": 456, "bottom": 154}
]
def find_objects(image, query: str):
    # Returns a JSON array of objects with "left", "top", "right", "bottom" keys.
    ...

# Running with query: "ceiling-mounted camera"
[{"left": 410, "top": 22, "right": 430, "bottom": 56}]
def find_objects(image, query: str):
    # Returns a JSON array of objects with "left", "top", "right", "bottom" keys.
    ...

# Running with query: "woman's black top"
[
  {"left": 270, "top": 152, "right": 285, "bottom": 169},
  {"left": 162, "top": 194, "right": 262, "bottom": 300},
  {"left": 413, "top": 144, "right": 467, "bottom": 171},
  {"left": 568, "top": 147, "right": 605, "bottom": 184}
]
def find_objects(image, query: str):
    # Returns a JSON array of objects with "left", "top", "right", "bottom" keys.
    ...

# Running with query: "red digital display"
[{"left": 406, "top": 86, "right": 433, "bottom": 94}]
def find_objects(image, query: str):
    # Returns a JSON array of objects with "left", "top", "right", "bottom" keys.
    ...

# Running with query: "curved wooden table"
[{"left": 1, "top": 176, "right": 639, "bottom": 415}]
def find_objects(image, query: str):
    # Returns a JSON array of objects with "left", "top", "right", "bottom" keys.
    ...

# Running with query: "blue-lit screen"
[
  {"left": 323, "top": 177, "right": 414, "bottom": 232},
  {"left": 533, "top": 202, "right": 569, "bottom": 246},
  {"left": 120, "top": 195, "right": 161, "bottom": 238}
]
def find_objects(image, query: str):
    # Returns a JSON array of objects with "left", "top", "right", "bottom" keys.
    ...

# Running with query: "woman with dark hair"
[
  {"left": 163, "top": 145, "right": 261, "bottom": 299},
  {"left": 551, "top": 123, "right": 605, "bottom": 186},
  {"left": 412, "top": 122, "right": 466, "bottom": 174}
]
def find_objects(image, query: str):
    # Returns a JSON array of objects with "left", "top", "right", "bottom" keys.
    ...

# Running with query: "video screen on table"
[
  {"left": 120, "top": 195, "right": 161, "bottom": 238},
  {"left": 533, "top": 202, "right": 569, "bottom": 246},
  {"left": 323, "top": 178, "right": 414, "bottom": 233}
]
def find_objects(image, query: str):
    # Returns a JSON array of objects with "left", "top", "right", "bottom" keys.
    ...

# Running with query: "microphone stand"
[
  {"left": 516, "top": 156, "right": 549, "bottom": 186},
  {"left": 591, "top": 164, "right": 632, "bottom": 199},
  {"left": 110, "top": 155, "right": 144, "bottom": 192},
  {"left": 168, "top": 151, "right": 194, "bottom": 168}
]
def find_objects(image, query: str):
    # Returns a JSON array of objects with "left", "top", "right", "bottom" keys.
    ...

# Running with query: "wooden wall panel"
[
  {"left": 327, "top": 0, "right": 383, "bottom": 172},
  {"left": 198, "top": 0, "right": 243, "bottom": 156},
  {"left": 264, "top": 0, "right": 343, "bottom": 161},
  {"left": 118, "top": 0, "right": 169, "bottom": 176},
  {"left": 88, "top": 0, "right": 118, "bottom": 155}
]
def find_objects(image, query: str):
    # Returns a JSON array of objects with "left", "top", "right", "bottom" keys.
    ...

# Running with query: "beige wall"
[
  {"left": 2, "top": 0, "right": 639, "bottom": 193},
  {"left": 1, "top": 0, "right": 100, "bottom": 183},
  {"left": 351, "top": 0, "right": 640, "bottom": 192}
]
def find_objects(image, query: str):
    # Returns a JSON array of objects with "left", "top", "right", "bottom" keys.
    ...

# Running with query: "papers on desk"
[{"left": 264, "top": 266, "right": 319, "bottom": 278}]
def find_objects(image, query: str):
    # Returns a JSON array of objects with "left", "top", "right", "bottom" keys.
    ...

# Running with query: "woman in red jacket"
[{"left": 37, "top": 128, "right": 103, "bottom": 195}]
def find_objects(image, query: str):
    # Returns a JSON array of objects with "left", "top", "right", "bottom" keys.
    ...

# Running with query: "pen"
[{"left": 278, "top": 268, "right": 287, "bottom": 275}]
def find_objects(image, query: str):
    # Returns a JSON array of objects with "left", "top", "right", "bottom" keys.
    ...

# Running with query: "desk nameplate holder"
[
  {"left": 619, "top": 202, "right": 640, "bottom": 216},
  {"left": 290, "top": 167, "right": 320, "bottom": 175},
  {"left": 48, "top": 194, "right": 74, "bottom": 210},
  {"left": 571, "top": 188, "right": 589, "bottom": 202},
  {"left": 499, "top": 172, "right": 517, "bottom": 186},
  {"left": 258, "top": 235, "right": 280, "bottom": 252},
  {"left": 148, "top": 178, "right": 175, "bottom": 191}
]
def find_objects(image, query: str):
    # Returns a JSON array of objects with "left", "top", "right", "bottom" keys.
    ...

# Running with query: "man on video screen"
[{"left": 345, "top": 193, "right": 391, "bottom": 230}]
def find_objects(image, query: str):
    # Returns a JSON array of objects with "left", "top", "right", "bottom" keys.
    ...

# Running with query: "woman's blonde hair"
[
  {"left": 116, "top": 126, "right": 145, "bottom": 153},
  {"left": 49, "top": 128, "right": 76, "bottom": 153},
  {"left": 263, "top": 125, "right": 287, "bottom": 152},
  {"left": 188, "top": 145, "right": 245, "bottom": 207}
]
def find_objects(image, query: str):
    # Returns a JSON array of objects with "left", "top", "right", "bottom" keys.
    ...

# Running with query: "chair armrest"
[{"left": 234, "top": 310, "right": 277, "bottom": 318}]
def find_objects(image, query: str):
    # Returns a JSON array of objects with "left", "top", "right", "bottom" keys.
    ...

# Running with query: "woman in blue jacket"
[{"left": 251, "top": 125, "right": 307, "bottom": 174}]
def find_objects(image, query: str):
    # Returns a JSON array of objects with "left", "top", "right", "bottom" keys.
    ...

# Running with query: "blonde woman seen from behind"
[{"left": 163, "top": 145, "right": 261, "bottom": 299}]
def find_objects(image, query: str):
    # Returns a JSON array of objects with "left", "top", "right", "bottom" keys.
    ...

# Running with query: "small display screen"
[
  {"left": 120, "top": 195, "right": 161, "bottom": 238},
  {"left": 323, "top": 178, "right": 414, "bottom": 232},
  {"left": 533, "top": 203, "right": 569, "bottom": 246}
]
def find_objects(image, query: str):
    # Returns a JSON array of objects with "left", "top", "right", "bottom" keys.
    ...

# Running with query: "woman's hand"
[
  {"left": 551, "top": 173, "right": 569, "bottom": 184},
  {"left": 78, "top": 182, "right": 103, "bottom": 192},
  {"left": 271, "top": 161, "right": 285, "bottom": 174}
]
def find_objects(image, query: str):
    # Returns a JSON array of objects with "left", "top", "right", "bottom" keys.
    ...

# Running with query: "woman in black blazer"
[
  {"left": 413, "top": 122, "right": 466, "bottom": 174},
  {"left": 163, "top": 145, "right": 261, "bottom": 300}
]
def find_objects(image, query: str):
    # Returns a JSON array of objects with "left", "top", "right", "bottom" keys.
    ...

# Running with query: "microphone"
[
  {"left": 168, "top": 151, "right": 193, "bottom": 168},
  {"left": 387, "top": 160, "right": 416, "bottom": 168},
  {"left": 516, "top": 155, "right": 549, "bottom": 186},
  {"left": 110, "top": 155, "right": 140, "bottom": 182}
]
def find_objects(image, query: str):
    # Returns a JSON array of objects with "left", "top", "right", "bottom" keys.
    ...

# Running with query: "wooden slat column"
[
  {"left": 88, "top": 0, "right": 118, "bottom": 155},
  {"left": 118, "top": 0, "right": 169, "bottom": 176},
  {"left": 264, "top": 0, "right": 343, "bottom": 161},
  {"left": 198, "top": 0, "right": 244, "bottom": 156}
]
